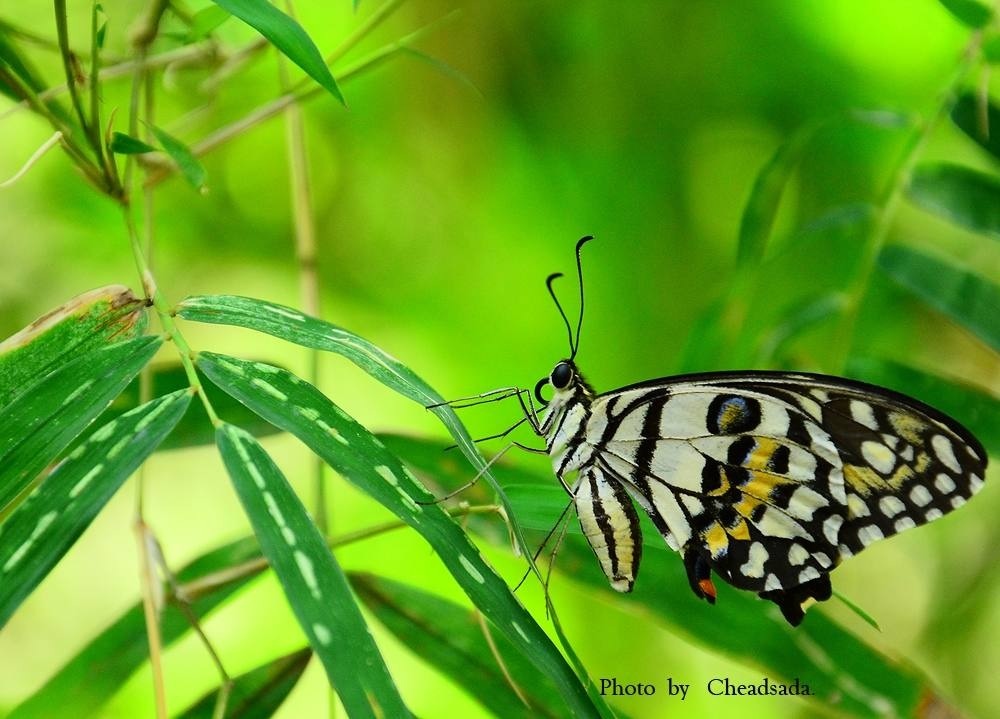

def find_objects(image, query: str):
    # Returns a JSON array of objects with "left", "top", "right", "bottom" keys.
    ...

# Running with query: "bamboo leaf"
[
  {"left": 173, "top": 648, "right": 311, "bottom": 719},
  {"left": 198, "top": 353, "right": 604, "bottom": 719},
  {"left": 390, "top": 436, "right": 935, "bottom": 719},
  {"left": 878, "top": 245, "right": 1000, "bottom": 350},
  {"left": 216, "top": 424, "right": 408, "bottom": 718},
  {"left": 738, "top": 136, "right": 803, "bottom": 266},
  {"left": 846, "top": 357, "right": 1000, "bottom": 457},
  {"left": 87, "top": 362, "right": 282, "bottom": 451},
  {"left": 109, "top": 131, "right": 157, "bottom": 155},
  {"left": 936, "top": 0, "right": 994, "bottom": 28},
  {"left": 907, "top": 162, "right": 1000, "bottom": 239},
  {"left": 352, "top": 573, "right": 565, "bottom": 719},
  {"left": 0, "top": 390, "right": 190, "bottom": 628},
  {"left": 188, "top": 5, "right": 232, "bottom": 41},
  {"left": 149, "top": 125, "right": 207, "bottom": 190},
  {"left": 950, "top": 92, "right": 1000, "bottom": 161},
  {"left": 0, "top": 285, "right": 148, "bottom": 408},
  {"left": 210, "top": 0, "right": 344, "bottom": 103},
  {"left": 0, "top": 336, "right": 162, "bottom": 517},
  {"left": 9, "top": 537, "right": 265, "bottom": 719}
]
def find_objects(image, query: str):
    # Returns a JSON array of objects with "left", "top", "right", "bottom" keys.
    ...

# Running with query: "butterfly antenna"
[
  {"left": 546, "top": 272, "right": 576, "bottom": 357},
  {"left": 571, "top": 235, "right": 594, "bottom": 361}
]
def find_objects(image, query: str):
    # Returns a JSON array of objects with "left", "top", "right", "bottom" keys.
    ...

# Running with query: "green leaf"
[
  {"left": 950, "top": 92, "right": 1000, "bottom": 161},
  {"left": 198, "top": 353, "right": 604, "bottom": 719},
  {"left": 878, "top": 245, "right": 1000, "bottom": 350},
  {"left": 391, "top": 436, "right": 934, "bottom": 719},
  {"left": 738, "top": 136, "right": 803, "bottom": 266},
  {"left": 109, "top": 131, "right": 157, "bottom": 155},
  {"left": 0, "top": 336, "right": 162, "bottom": 517},
  {"left": 149, "top": 125, "right": 207, "bottom": 190},
  {"left": 216, "top": 424, "right": 408, "bottom": 718},
  {"left": 984, "top": 33, "right": 1000, "bottom": 63},
  {"left": 907, "top": 162, "right": 1000, "bottom": 238},
  {"left": 209, "top": 0, "right": 344, "bottom": 103},
  {"left": 936, "top": 0, "right": 994, "bottom": 28},
  {"left": 0, "top": 390, "right": 190, "bottom": 628},
  {"left": 0, "top": 285, "right": 148, "bottom": 408},
  {"left": 188, "top": 5, "right": 232, "bottom": 40},
  {"left": 174, "top": 648, "right": 311, "bottom": 719},
  {"left": 87, "top": 362, "right": 282, "bottom": 451},
  {"left": 846, "top": 357, "right": 1000, "bottom": 457},
  {"left": 352, "top": 573, "right": 565, "bottom": 719},
  {"left": 9, "top": 537, "right": 265, "bottom": 719}
]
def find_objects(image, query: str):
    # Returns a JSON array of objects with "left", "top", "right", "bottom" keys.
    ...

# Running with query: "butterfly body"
[{"left": 535, "top": 359, "right": 988, "bottom": 625}]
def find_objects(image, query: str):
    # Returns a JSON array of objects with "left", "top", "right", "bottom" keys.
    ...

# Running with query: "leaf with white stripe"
[
  {"left": 199, "top": 353, "right": 605, "bottom": 719},
  {"left": 0, "top": 389, "right": 190, "bottom": 628},
  {"left": 0, "top": 336, "right": 162, "bottom": 517},
  {"left": 0, "top": 285, "right": 147, "bottom": 408},
  {"left": 215, "top": 423, "right": 408, "bottom": 719}
]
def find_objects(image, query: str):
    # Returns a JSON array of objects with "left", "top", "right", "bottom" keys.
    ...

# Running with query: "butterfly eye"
[{"left": 551, "top": 361, "right": 574, "bottom": 389}]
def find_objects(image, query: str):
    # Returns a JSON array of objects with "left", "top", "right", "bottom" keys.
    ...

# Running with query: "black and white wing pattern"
[{"left": 557, "top": 370, "right": 987, "bottom": 625}]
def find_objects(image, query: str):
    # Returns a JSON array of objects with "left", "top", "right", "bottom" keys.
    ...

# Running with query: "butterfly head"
[{"left": 534, "top": 359, "right": 594, "bottom": 407}]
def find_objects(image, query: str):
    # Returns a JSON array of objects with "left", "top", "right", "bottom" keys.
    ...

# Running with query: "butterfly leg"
[
  {"left": 758, "top": 573, "right": 832, "bottom": 626},
  {"left": 682, "top": 546, "right": 717, "bottom": 605}
]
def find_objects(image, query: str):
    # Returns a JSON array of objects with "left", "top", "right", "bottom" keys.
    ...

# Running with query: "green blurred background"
[{"left": 1, "top": 1, "right": 998, "bottom": 717}]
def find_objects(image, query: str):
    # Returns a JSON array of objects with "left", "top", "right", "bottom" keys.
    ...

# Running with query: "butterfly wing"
[{"left": 586, "top": 371, "right": 987, "bottom": 621}]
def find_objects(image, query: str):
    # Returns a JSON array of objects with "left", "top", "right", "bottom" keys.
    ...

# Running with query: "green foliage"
[{"left": 216, "top": 423, "right": 408, "bottom": 717}]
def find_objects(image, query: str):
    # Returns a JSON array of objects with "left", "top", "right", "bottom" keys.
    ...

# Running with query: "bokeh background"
[{"left": 1, "top": 1, "right": 998, "bottom": 717}]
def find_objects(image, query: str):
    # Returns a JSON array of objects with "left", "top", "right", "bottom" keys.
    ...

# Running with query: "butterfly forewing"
[{"left": 554, "top": 370, "right": 987, "bottom": 612}]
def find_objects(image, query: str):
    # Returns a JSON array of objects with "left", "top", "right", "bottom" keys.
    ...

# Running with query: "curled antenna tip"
[
  {"left": 576, "top": 235, "right": 595, "bottom": 251},
  {"left": 545, "top": 272, "right": 564, "bottom": 288}
]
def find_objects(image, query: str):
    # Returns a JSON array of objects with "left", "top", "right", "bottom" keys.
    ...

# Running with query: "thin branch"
[
  {"left": 144, "top": 12, "right": 459, "bottom": 188},
  {"left": 0, "top": 131, "right": 63, "bottom": 188}
]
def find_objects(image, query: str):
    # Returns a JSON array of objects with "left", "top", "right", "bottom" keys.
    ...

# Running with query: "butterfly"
[{"left": 472, "top": 237, "right": 988, "bottom": 626}]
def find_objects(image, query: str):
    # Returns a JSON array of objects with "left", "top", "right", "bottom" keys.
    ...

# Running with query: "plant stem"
[
  {"left": 830, "top": 34, "right": 982, "bottom": 372},
  {"left": 53, "top": 0, "right": 91, "bottom": 147},
  {"left": 279, "top": 12, "right": 327, "bottom": 534},
  {"left": 134, "top": 520, "right": 169, "bottom": 719}
]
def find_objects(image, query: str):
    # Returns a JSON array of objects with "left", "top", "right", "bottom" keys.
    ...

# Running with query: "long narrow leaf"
[
  {"left": 10, "top": 537, "right": 265, "bottom": 719},
  {"left": 216, "top": 424, "right": 408, "bottom": 718},
  {"left": 352, "top": 572, "right": 566, "bottom": 719},
  {"left": 878, "top": 245, "right": 1000, "bottom": 350},
  {"left": 210, "top": 0, "right": 344, "bottom": 103},
  {"left": 0, "top": 336, "right": 162, "bottom": 516},
  {"left": 907, "top": 162, "right": 1000, "bottom": 239},
  {"left": 936, "top": 0, "right": 994, "bottom": 28},
  {"left": 150, "top": 125, "right": 207, "bottom": 190},
  {"left": 391, "top": 436, "right": 936, "bottom": 719},
  {"left": 950, "top": 92, "right": 1000, "bottom": 161},
  {"left": 174, "top": 648, "right": 312, "bottom": 719},
  {"left": 0, "top": 285, "right": 148, "bottom": 408},
  {"left": 198, "top": 353, "right": 603, "bottom": 719},
  {"left": 0, "top": 389, "right": 191, "bottom": 628}
]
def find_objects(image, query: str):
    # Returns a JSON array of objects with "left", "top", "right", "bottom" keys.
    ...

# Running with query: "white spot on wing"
[
  {"left": 931, "top": 434, "right": 961, "bottom": 474},
  {"left": 878, "top": 496, "right": 905, "bottom": 518},
  {"left": 847, "top": 493, "right": 869, "bottom": 518},
  {"left": 861, "top": 440, "right": 895, "bottom": 474},
  {"left": 857, "top": 525, "right": 885, "bottom": 547},
  {"left": 798, "top": 566, "right": 821, "bottom": 583},
  {"left": 787, "top": 543, "right": 809, "bottom": 566},
  {"left": 850, "top": 400, "right": 879, "bottom": 431},
  {"left": 823, "top": 515, "right": 843, "bottom": 545},
  {"left": 894, "top": 516, "right": 916, "bottom": 532},
  {"left": 909, "top": 485, "right": 932, "bottom": 507},
  {"left": 934, "top": 473, "right": 956, "bottom": 495},
  {"left": 740, "top": 542, "right": 769, "bottom": 578}
]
